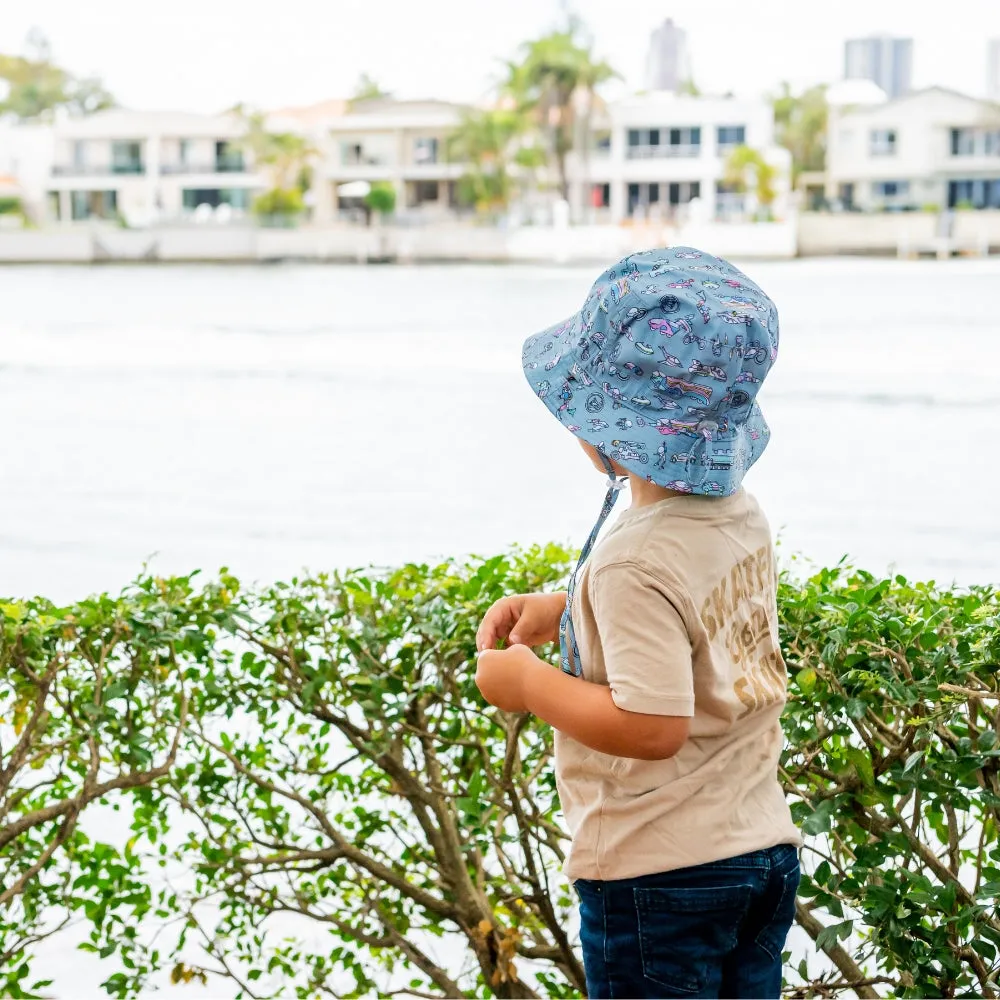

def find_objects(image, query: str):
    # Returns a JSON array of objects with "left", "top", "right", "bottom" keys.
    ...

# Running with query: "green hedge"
[{"left": 1, "top": 548, "right": 998, "bottom": 998}]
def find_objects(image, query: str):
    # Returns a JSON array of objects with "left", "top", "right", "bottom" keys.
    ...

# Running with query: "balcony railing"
[
  {"left": 341, "top": 153, "right": 393, "bottom": 168},
  {"left": 160, "top": 159, "right": 248, "bottom": 175},
  {"left": 626, "top": 144, "right": 701, "bottom": 160},
  {"left": 52, "top": 163, "right": 145, "bottom": 176}
]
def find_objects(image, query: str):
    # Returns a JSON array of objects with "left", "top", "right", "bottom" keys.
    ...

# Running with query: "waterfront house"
[
  {"left": 825, "top": 85, "right": 1000, "bottom": 212},
  {"left": 280, "top": 98, "right": 470, "bottom": 224},
  {"left": 45, "top": 109, "right": 266, "bottom": 226},
  {"left": 566, "top": 91, "right": 792, "bottom": 225}
]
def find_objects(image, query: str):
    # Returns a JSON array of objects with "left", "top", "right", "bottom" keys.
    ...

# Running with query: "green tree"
[
  {"left": 238, "top": 110, "right": 315, "bottom": 191},
  {"left": 351, "top": 73, "right": 392, "bottom": 104},
  {"left": 0, "top": 30, "right": 114, "bottom": 120},
  {"left": 449, "top": 108, "right": 543, "bottom": 215},
  {"left": 772, "top": 82, "right": 828, "bottom": 181},
  {"left": 723, "top": 145, "right": 778, "bottom": 218},
  {"left": 363, "top": 180, "right": 397, "bottom": 223},
  {"left": 504, "top": 26, "right": 617, "bottom": 203}
]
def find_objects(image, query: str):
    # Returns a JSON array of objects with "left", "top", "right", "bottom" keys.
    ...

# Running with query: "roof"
[
  {"left": 268, "top": 98, "right": 350, "bottom": 127},
  {"left": 54, "top": 108, "right": 246, "bottom": 139},
  {"left": 833, "top": 84, "right": 1000, "bottom": 117}
]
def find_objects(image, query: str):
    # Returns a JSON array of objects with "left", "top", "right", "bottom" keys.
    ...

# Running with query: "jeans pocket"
[
  {"left": 756, "top": 862, "right": 801, "bottom": 961},
  {"left": 634, "top": 883, "right": 754, "bottom": 995}
]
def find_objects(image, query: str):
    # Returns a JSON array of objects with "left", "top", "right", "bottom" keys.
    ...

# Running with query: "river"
[{"left": 1, "top": 257, "right": 998, "bottom": 996}]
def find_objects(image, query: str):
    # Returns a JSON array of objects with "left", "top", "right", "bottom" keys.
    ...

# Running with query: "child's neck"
[{"left": 627, "top": 472, "right": 689, "bottom": 509}]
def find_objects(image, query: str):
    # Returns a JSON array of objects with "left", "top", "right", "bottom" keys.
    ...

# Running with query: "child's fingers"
[{"left": 477, "top": 598, "right": 519, "bottom": 652}]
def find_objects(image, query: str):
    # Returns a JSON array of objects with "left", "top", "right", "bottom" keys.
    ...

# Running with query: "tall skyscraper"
[
  {"left": 644, "top": 19, "right": 691, "bottom": 93},
  {"left": 844, "top": 36, "right": 913, "bottom": 99},
  {"left": 988, "top": 39, "right": 1000, "bottom": 102}
]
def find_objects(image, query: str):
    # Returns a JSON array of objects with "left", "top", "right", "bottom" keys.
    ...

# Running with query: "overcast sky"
[{"left": 1, "top": 0, "right": 997, "bottom": 113}]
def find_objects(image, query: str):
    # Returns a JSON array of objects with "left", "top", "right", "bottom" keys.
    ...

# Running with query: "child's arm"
[
  {"left": 476, "top": 592, "right": 567, "bottom": 651},
  {"left": 476, "top": 645, "right": 690, "bottom": 761}
]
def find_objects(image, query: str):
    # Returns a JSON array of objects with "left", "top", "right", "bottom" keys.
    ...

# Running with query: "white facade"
[
  {"left": 825, "top": 86, "right": 1000, "bottom": 211},
  {"left": 644, "top": 19, "right": 691, "bottom": 93},
  {"left": 988, "top": 39, "right": 1000, "bottom": 103},
  {"left": 303, "top": 99, "right": 469, "bottom": 224},
  {"left": 844, "top": 36, "right": 913, "bottom": 100},
  {"left": 46, "top": 109, "right": 266, "bottom": 226},
  {"left": 567, "top": 92, "right": 791, "bottom": 225}
]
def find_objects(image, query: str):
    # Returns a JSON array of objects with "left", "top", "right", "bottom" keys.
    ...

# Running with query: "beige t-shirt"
[{"left": 557, "top": 489, "right": 802, "bottom": 881}]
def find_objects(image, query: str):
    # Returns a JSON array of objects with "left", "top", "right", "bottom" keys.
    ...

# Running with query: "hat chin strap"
[{"left": 558, "top": 451, "right": 628, "bottom": 677}]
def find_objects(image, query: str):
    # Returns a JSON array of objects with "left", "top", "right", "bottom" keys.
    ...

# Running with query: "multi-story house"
[
  {"left": 46, "top": 109, "right": 265, "bottom": 225},
  {"left": 825, "top": 86, "right": 1000, "bottom": 212},
  {"left": 301, "top": 98, "right": 469, "bottom": 223},
  {"left": 567, "top": 91, "right": 791, "bottom": 225}
]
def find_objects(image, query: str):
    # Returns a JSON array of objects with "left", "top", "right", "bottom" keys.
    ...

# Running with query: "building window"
[
  {"left": 216, "top": 141, "right": 245, "bottom": 172},
  {"left": 111, "top": 141, "right": 143, "bottom": 174},
  {"left": 70, "top": 189, "right": 117, "bottom": 221},
  {"left": 669, "top": 127, "right": 700, "bottom": 154},
  {"left": 986, "top": 131, "right": 1000, "bottom": 156},
  {"left": 947, "top": 178, "right": 1000, "bottom": 209},
  {"left": 178, "top": 139, "right": 191, "bottom": 165},
  {"left": 592, "top": 130, "right": 611, "bottom": 152},
  {"left": 716, "top": 181, "right": 745, "bottom": 218},
  {"left": 413, "top": 137, "right": 439, "bottom": 165},
  {"left": 668, "top": 180, "right": 700, "bottom": 204},
  {"left": 869, "top": 129, "right": 897, "bottom": 156},
  {"left": 950, "top": 128, "right": 976, "bottom": 156},
  {"left": 838, "top": 183, "right": 855, "bottom": 210},
  {"left": 626, "top": 126, "right": 700, "bottom": 159},
  {"left": 591, "top": 183, "right": 610, "bottom": 208},
  {"left": 72, "top": 141, "right": 87, "bottom": 170},
  {"left": 182, "top": 188, "right": 252, "bottom": 211},
  {"left": 628, "top": 182, "right": 663, "bottom": 216},
  {"left": 872, "top": 180, "right": 909, "bottom": 198},
  {"left": 410, "top": 180, "right": 439, "bottom": 205},
  {"left": 717, "top": 125, "right": 746, "bottom": 151}
]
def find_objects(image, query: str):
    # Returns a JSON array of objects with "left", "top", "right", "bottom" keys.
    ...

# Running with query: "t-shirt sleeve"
[{"left": 589, "top": 562, "right": 695, "bottom": 717}]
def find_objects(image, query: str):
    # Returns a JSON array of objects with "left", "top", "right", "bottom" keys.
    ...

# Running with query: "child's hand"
[
  {"left": 475, "top": 645, "right": 537, "bottom": 713},
  {"left": 476, "top": 592, "right": 567, "bottom": 652}
]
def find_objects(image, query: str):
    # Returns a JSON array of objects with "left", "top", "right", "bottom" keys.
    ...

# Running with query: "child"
[{"left": 475, "top": 247, "right": 802, "bottom": 1000}]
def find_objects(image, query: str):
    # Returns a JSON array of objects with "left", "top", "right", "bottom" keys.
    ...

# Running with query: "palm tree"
[
  {"left": 448, "top": 108, "right": 542, "bottom": 215},
  {"left": 723, "top": 145, "right": 778, "bottom": 220},
  {"left": 771, "top": 82, "right": 828, "bottom": 183},
  {"left": 236, "top": 110, "right": 316, "bottom": 191},
  {"left": 504, "top": 27, "right": 618, "bottom": 205}
]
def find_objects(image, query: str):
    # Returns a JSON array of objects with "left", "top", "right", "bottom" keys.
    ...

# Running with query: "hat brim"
[{"left": 521, "top": 313, "right": 769, "bottom": 496}]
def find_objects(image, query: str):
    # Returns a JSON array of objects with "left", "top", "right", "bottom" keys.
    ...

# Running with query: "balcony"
[
  {"left": 52, "top": 163, "right": 145, "bottom": 177},
  {"left": 626, "top": 144, "right": 701, "bottom": 160},
  {"left": 160, "top": 158, "right": 248, "bottom": 175}
]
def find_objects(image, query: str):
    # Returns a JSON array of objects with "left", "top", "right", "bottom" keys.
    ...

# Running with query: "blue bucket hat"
[{"left": 520, "top": 246, "right": 780, "bottom": 674}]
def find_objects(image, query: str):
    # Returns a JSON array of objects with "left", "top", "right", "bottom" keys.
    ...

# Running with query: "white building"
[
  {"left": 567, "top": 92, "right": 791, "bottom": 225},
  {"left": 0, "top": 121, "right": 54, "bottom": 223},
  {"left": 844, "top": 36, "right": 913, "bottom": 100},
  {"left": 296, "top": 98, "right": 469, "bottom": 224},
  {"left": 825, "top": 85, "right": 1000, "bottom": 211},
  {"left": 46, "top": 109, "right": 265, "bottom": 226},
  {"left": 644, "top": 19, "right": 691, "bottom": 94},
  {"left": 988, "top": 39, "right": 1000, "bottom": 103}
]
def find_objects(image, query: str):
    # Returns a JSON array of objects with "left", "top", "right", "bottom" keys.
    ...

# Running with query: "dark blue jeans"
[{"left": 575, "top": 844, "right": 800, "bottom": 999}]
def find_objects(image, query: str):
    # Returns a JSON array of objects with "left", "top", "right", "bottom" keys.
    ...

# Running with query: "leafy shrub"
[{"left": 1, "top": 551, "right": 998, "bottom": 997}]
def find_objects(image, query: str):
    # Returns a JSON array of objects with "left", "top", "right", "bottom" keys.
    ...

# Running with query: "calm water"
[
  {"left": 2, "top": 258, "right": 998, "bottom": 994},
  {"left": 2, "top": 258, "right": 998, "bottom": 600}
]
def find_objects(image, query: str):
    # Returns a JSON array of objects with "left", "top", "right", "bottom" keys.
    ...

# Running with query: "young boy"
[{"left": 475, "top": 247, "right": 802, "bottom": 1000}]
